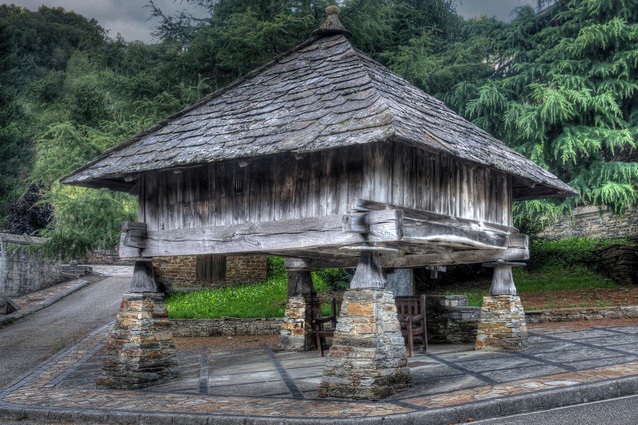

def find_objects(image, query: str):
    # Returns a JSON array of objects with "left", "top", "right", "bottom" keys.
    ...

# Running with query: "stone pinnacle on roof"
[{"left": 311, "top": 5, "right": 353, "bottom": 38}]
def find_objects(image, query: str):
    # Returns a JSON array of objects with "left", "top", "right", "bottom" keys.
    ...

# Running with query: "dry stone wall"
[
  {"left": 152, "top": 255, "right": 268, "bottom": 292},
  {"left": 0, "top": 235, "right": 64, "bottom": 298},
  {"left": 539, "top": 206, "right": 638, "bottom": 240}
]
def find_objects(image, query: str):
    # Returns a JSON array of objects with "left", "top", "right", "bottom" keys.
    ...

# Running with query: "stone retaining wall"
[
  {"left": 526, "top": 306, "right": 638, "bottom": 323},
  {"left": 169, "top": 301, "right": 638, "bottom": 340},
  {"left": 538, "top": 205, "right": 638, "bottom": 240},
  {"left": 170, "top": 317, "right": 283, "bottom": 337},
  {"left": 0, "top": 234, "right": 64, "bottom": 298},
  {"left": 426, "top": 295, "right": 481, "bottom": 344}
]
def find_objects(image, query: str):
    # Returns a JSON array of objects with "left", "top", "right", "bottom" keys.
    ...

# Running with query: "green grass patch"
[
  {"left": 166, "top": 258, "right": 334, "bottom": 319},
  {"left": 437, "top": 264, "right": 616, "bottom": 307},
  {"left": 513, "top": 264, "right": 617, "bottom": 293},
  {"left": 166, "top": 276, "right": 289, "bottom": 319}
]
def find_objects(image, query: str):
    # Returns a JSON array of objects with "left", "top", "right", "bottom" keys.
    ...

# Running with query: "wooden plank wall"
[{"left": 140, "top": 142, "right": 511, "bottom": 231}]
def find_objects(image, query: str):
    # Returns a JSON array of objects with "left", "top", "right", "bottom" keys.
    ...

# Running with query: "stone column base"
[
  {"left": 279, "top": 294, "right": 320, "bottom": 351},
  {"left": 475, "top": 295, "right": 528, "bottom": 352},
  {"left": 97, "top": 293, "right": 179, "bottom": 389},
  {"left": 318, "top": 289, "right": 411, "bottom": 400}
]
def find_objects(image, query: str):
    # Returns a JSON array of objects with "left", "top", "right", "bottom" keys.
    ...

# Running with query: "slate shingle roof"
[{"left": 62, "top": 32, "right": 576, "bottom": 199}]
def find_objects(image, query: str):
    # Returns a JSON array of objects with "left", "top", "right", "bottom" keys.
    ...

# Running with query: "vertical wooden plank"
[
  {"left": 475, "top": 167, "right": 485, "bottom": 223},
  {"left": 391, "top": 144, "right": 403, "bottom": 207},
  {"left": 232, "top": 162, "right": 249, "bottom": 225},
  {"left": 276, "top": 155, "right": 294, "bottom": 220},
  {"left": 181, "top": 168, "right": 194, "bottom": 228},
  {"left": 208, "top": 163, "right": 219, "bottom": 226},
  {"left": 307, "top": 151, "right": 322, "bottom": 217},
  {"left": 486, "top": 169, "right": 496, "bottom": 224},
  {"left": 248, "top": 161, "right": 261, "bottom": 223},
  {"left": 193, "top": 166, "right": 208, "bottom": 228},
  {"left": 136, "top": 175, "right": 145, "bottom": 224},
  {"left": 403, "top": 145, "right": 415, "bottom": 209},
  {"left": 361, "top": 144, "right": 374, "bottom": 201},
  {"left": 216, "top": 162, "right": 231, "bottom": 226},
  {"left": 374, "top": 143, "right": 389, "bottom": 204},
  {"left": 347, "top": 146, "right": 364, "bottom": 212},
  {"left": 505, "top": 175, "right": 514, "bottom": 227},
  {"left": 156, "top": 171, "right": 166, "bottom": 231},
  {"left": 322, "top": 150, "right": 336, "bottom": 215},
  {"left": 262, "top": 159, "right": 275, "bottom": 222},
  {"left": 294, "top": 156, "right": 309, "bottom": 219}
]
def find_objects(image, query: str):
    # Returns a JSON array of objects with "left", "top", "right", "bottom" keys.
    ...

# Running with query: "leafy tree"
[{"left": 447, "top": 0, "right": 638, "bottom": 230}]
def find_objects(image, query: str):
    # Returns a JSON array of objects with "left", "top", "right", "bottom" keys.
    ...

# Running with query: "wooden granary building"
[{"left": 62, "top": 7, "right": 575, "bottom": 399}]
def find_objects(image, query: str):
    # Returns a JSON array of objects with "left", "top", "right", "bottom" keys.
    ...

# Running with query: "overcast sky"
[{"left": 5, "top": 0, "right": 537, "bottom": 43}]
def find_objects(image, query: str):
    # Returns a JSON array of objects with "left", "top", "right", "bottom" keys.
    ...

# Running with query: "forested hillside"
[{"left": 1, "top": 0, "right": 637, "bottom": 258}]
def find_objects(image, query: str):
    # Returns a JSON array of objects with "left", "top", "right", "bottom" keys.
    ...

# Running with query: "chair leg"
[
  {"left": 407, "top": 326, "right": 414, "bottom": 357},
  {"left": 315, "top": 327, "right": 324, "bottom": 357}
]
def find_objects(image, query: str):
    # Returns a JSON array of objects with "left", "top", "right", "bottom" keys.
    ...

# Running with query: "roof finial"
[{"left": 311, "top": 5, "right": 353, "bottom": 39}]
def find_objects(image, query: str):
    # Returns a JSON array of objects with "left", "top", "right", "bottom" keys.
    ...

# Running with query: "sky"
[{"left": 5, "top": 0, "right": 537, "bottom": 43}]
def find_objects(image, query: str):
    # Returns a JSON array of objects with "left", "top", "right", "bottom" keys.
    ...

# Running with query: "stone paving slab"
[{"left": 3, "top": 322, "right": 638, "bottom": 424}]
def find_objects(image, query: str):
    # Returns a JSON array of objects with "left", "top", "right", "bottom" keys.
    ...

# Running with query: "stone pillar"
[
  {"left": 279, "top": 258, "right": 320, "bottom": 351},
  {"left": 97, "top": 260, "right": 179, "bottom": 389},
  {"left": 475, "top": 260, "right": 528, "bottom": 352},
  {"left": 318, "top": 251, "right": 411, "bottom": 400}
]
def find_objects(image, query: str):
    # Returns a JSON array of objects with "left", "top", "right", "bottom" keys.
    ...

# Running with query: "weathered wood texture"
[
  {"left": 62, "top": 34, "right": 575, "bottom": 201},
  {"left": 139, "top": 143, "right": 512, "bottom": 233}
]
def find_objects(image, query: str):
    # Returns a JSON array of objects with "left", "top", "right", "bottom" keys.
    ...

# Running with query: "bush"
[{"left": 527, "top": 237, "right": 632, "bottom": 271}]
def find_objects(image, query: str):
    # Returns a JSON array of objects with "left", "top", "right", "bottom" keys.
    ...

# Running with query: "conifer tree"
[{"left": 447, "top": 0, "right": 638, "bottom": 229}]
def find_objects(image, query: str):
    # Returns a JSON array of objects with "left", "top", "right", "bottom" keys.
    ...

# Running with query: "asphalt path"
[
  {"left": 474, "top": 394, "right": 638, "bottom": 424},
  {"left": 0, "top": 276, "right": 128, "bottom": 390}
]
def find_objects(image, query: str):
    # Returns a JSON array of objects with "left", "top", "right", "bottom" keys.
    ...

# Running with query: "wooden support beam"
[
  {"left": 130, "top": 260, "right": 160, "bottom": 293},
  {"left": 126, "top": 211, "right": 402, "bottom": 258}
]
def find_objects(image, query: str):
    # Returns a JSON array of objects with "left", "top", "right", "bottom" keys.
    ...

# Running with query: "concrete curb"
[
  {"left": 0, "top": 280, "right": 90, "bottom": 327},
  {"left": 2, "top": 376, "right": 638, "bottom": 424}
]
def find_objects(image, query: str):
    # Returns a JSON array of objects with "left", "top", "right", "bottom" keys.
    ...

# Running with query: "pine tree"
[{"left": 447, "top": 0, "right": 638, "bottom": 229}]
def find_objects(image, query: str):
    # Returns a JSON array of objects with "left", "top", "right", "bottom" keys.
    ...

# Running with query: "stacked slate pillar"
[
  {"left": 279, "top": 258, "right": 321, "bottom": 351},
  {"left": 475, "top": 260, "right": 528, "bottom": 351},
  {"left": 97, "top": 260, "right": 179, "bottom": 389},
  {"left": 319, "top": 251, "right": 411, "bottom": 400}
]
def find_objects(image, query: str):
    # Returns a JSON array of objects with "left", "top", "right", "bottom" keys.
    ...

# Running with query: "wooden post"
[
  {"left": 130, "top": 260, "right": 160, "bottom": 293},
  {"left": 349, "top": 252, "right": 385, "bottom": 289},
  {"left": 483, "top": 260, "right": 525, "bottom": 296}
]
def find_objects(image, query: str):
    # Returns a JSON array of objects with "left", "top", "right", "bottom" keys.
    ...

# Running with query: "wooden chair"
[
  {"left": 313, "top": 298, "right": 338, "bottom": 357},
  {"left": 395, "top": 295, "right": 428, "bottom": 356}
]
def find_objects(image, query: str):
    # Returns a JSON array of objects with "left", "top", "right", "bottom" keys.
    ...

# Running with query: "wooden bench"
[
  {"left": 395, "top": 295, "right": 428, "bottom": 356},
  {"left": 313, "top": 295, "right": 428, "bottom": 357},
  {"left": 313, "top": 298, "right": 339, "bottom": 357}
]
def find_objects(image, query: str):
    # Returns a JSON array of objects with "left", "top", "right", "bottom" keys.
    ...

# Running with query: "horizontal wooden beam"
[
  {"left": 352, "top": 198, "right": 517, "bottom": 234},
  {"left": 122, "top": 210, "right": 402, "bottom": 258},
  {"left": 295, "top": 245, "right": 529, "bottom": 269}
]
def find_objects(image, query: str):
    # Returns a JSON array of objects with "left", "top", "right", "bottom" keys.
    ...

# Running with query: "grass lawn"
[
  {"left": 439, "top": 265, "right": 621, "bottom": 309},
  {"left": 166, "top": 272, "right": 336, "bottom": 319},
  {"left": 167, "top": 264, "right": 626, "bottom": 319}
]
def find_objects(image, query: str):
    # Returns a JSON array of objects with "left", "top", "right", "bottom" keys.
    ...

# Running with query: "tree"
[{"left": 447, "top": 0, "right": 638, "bottom": 230}]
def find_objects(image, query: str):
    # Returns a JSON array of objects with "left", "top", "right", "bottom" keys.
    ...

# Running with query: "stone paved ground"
[{"left": 3, "top": 319, "right": 638, "bottom": 424}]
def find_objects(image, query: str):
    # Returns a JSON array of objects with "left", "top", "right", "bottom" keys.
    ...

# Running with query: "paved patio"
[{"left": 3, "top": 318, "right": 638, "bottom": 424}]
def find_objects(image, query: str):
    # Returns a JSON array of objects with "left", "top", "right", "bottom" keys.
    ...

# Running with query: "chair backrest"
[{"left": 395, "top": 295, "right": 426, "bottom": 321}]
